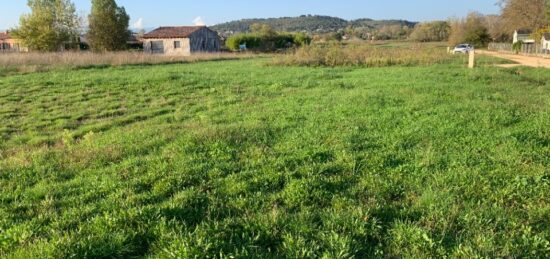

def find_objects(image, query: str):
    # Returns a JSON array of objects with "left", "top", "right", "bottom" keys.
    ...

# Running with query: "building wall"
[
  {"left": 189, "top": 27, "right": 221, "bottom": 52},
  {"left": 542, "top": 38, "right": 550, "bottom": 52},
  {"left": 143, "top": 38, "right": 191, "bottom": 56},
  {"left": 143, "top": 27, "right": 221, "bottom": 55},
  {"left": 0, "top": 38, "right": 28, "bottom": 52},
  {"left": 513, "top": 31, "right": 535, "bottom": 44}
]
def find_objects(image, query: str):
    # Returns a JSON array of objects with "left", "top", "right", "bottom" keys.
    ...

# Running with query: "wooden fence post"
[{"left": 468, "top": 50, "right": 475, "bottom": 69}]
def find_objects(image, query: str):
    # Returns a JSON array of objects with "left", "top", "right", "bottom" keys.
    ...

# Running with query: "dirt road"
[{"left": 478, "top": 50, "right": 550, "bottom": 68}]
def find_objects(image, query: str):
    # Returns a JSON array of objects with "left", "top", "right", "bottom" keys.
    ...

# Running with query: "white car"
[{"left": 453, "top": 44, "right": 474, "bottom": 54}]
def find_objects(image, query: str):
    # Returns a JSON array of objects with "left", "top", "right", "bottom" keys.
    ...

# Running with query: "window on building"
[
  {"left": 151, "top": 41, "right": 164, "bottom": 54},
  {"left": 174, "top": 41, "right": 181, "bottom": 49}
]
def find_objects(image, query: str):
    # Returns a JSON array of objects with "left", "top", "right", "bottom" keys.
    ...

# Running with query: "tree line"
[
  {"left": 222, "top": 0, "right": 550, "bottom": 48},
  {"left": 323, "top": 0, "right": 550, "bottom": 47},
  {"left": 409, "top": 0, "right": 550, "bottom": 46},
  {"left": 212, "top": 15, "right": 417, "bottom": 36},
  {"left": 225, "top": 24, "right": 311, "bottom": 51},
  {"left": 12, "top": 0, "right": 130, "bottom": 52}
]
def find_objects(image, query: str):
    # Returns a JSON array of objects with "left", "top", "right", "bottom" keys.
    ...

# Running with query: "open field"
[{"left": 0, "top": 51, "right": 549, "bottom": 257}]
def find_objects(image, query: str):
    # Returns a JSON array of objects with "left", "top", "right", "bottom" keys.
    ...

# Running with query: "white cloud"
[
  {"left": 133, "top": 18, "right": 144, "bottom": 30},
  {"left": 193, "top": 17, "right": 206, "bottom": 26}
]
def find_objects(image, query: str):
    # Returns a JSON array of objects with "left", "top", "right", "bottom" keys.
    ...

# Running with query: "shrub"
[
  {"left": 512, "top": 41, "right": 523, "bottom": 54},
  {"left": 448, "top": 12, "right": 491, "bottom": 48},
  {"left": 226, "top": 32, "right": 312, "bottom": 52},
  {"left": 409, "top": 21, "right": 450, "bottom": 42},
  {"left": 226, "top": 34, "right": 262, "bottom": 51},
  {"left": 293, "top": 32, "right": 313, "bottom": 46}
]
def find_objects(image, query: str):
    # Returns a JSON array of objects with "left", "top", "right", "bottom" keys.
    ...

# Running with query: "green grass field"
[{"left": 0, "top": 55, "right": 549, "bottom": 257}]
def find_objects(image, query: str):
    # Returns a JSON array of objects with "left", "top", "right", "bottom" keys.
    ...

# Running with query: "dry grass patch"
[
  {"left": 273, "top": 42, "right": 455, "bottom": 67},
  {"left": 0, "top": 51, "right": 259, "bottom": 75}
]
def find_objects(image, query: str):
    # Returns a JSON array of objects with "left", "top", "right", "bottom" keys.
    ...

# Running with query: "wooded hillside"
[{"left": 212, "top": 15, "right": 417, "bottom": 34}]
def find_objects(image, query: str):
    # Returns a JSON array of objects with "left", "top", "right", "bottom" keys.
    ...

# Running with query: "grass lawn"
[{"left": 0, "top": 56, "right": 549, "bottom": 257}]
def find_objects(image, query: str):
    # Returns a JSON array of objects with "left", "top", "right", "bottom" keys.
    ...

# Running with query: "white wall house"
[
  {"left": 513, "top": 29, "right": 534, "bottom": 44},
  {"left": 542, "top": 33, "right": 550, "bottom": 54}
]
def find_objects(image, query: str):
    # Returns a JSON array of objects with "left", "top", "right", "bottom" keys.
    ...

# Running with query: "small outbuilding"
[
  {"left": 142, "top": 26, "right": 220, "bottom": 55},
  {"left": 542, "top": 33, "right": 550, "bottom": 54}
]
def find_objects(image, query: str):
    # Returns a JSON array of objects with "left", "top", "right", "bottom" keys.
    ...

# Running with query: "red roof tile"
[
  {"left": 142, "top": 26, "right": 204, "bottom": 39},
  {"left": 0, "top": 32, "right": 11, "bottom": 40}
]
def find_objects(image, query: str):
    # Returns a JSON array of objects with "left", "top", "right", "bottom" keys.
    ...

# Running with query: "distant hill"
[
  {"left": 349, "top": 18, "right": 417, "bottom": 30},
  {"left": 211, "top": 15, "right": 418, "bottom": 34}
]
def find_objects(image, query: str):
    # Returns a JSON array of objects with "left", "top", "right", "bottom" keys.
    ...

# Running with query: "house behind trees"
[
  {"left": 542, "top": 33, "right": 550, "bottom": 53},
  {"left": 513, "top": 29, "right": 534, "bottom": 43},
  {"left": 142, "top": 26, "right": 220, "bottom": 55},
  {"left": 0, "top": 32, "right": 28, "bottom": 52}
]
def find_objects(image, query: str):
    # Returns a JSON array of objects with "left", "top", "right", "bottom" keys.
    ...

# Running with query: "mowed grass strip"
[{"left": 0, "top": 57, "right": 549, "bottom": 258}]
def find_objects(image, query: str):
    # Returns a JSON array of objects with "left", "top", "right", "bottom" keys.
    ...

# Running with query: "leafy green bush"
[
  {"left": 512, "top": 41, "right": 523, "bottom": 54},
  {"left": 226, "top": 32, "right": 312, "bottom": 51},
  {"left": 226, "top": 34, "right": 262, "bottom": 51},
  {"left": 463, "top": 26, "right": 491, "bottom": 48},
  {"left": 292, "top": 32, "right": 313, "bottom": 46}
]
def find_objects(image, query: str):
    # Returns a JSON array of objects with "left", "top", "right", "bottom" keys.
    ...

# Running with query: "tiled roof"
[
  {"left": 543, "top": 33, "right": 550, "bottom": 40},
  {"left": 142, "top": 26, "right": 204, "bottom": 39},
  {"left": 516, "top": 29, "right": 532, "bottom": 35},
  {"left": 0, "top": 32, "right": 11, "bottom": 40}
]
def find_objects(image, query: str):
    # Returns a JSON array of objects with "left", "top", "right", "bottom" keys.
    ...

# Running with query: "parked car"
[{"left": 453, "top": 44, "right": 474, "bottom": 54}]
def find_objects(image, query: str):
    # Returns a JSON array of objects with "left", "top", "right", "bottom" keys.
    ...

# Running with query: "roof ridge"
[{"left": 142, "top": 26, "right": 209, "bottom": 39}]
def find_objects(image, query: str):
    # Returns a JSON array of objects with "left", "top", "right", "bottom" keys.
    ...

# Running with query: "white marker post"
[{"left": 468, "top": 49, "right": 475, "bottom": 69}]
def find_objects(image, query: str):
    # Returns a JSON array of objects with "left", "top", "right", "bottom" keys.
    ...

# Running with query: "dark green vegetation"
[
  {"left": 225, "top": 24, "right": 311, "bottom": 52},
  {"left": 225, "top": 32, "right": 310, "bottom": 51},
  {"left": 0, "top": 53, "right": 549, "bottom": 257},
  {"left": 212, "top": 15, "right": 416, "bottom": 34},
  {"left": 87, "top": 0, "right": 131, "bottom": 51},
  {"left": 12, "top": 0, "right": 80, "bottom": 52}
]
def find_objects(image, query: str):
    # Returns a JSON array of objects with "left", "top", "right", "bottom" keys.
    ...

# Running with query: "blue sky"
[{"left": 1, "top": 0, "right": 501, "bottom": 30}]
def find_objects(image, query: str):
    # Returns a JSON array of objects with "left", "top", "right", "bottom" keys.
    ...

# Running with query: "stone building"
[
  {"left": 0, "top": 31, "right": 28, "bottom": 52},
  {"left": 142, "top": 26, "right": 220, "bottom": 55}
]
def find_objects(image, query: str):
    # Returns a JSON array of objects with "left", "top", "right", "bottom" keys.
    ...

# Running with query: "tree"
[
  {"left": 500, "top": 0, "right": 548, "bottom": 31},
  {"left": 88, "top": 0, "right": 130, "bottom": 51},
  {"left": 293, "top": 32, "right": 312, "bottom": 46},
  {"left": 409, "top": 21, "right": 450, "bottom": 42},
  {"left": 463, "top": 15, "right": 491, "bottom": 47},
  {"left": 225, "top": 29, "right": 311, "bottom": 51},
  {"left": 484, "top": 15, "right": 510, "bottom": 42},
  {"left": 12, "top": 0, "right": 79, "bottom": 51},
  {"left": 532, "top": 25, "right": 550, "bottom": 42},
  {"left": 448, "top": 13, "right": 491, "bottom": 47},
  {"left": 250, "top": 23, "right": 277, "bottom": 38},
  {"left": 375, "top": 25, "right": 412, "bottom": 40}
]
